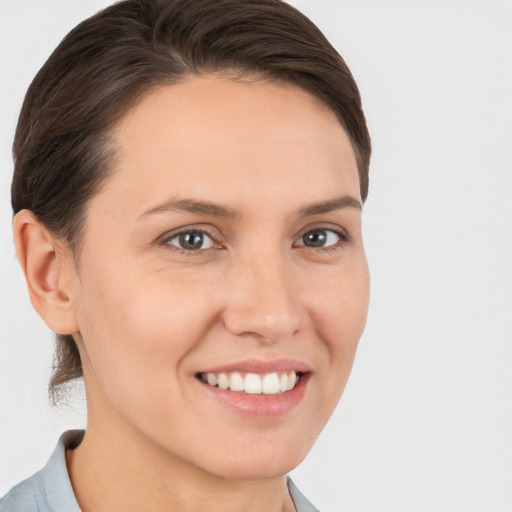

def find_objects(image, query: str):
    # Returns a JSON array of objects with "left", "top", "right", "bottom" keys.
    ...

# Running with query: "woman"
[{"left": 1, "top": 0, "right": 370, "bottom": 510}]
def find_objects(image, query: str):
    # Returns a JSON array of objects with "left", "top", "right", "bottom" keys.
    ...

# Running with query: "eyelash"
[
  {"left": 159, "top": 224, "right": 351, "bottom": 255},
  {"left": 159, "top": 227, "right": 221, "bottom": 256},
  {"left": 294, "top": 225, "right": 351, "bottom": 253}
]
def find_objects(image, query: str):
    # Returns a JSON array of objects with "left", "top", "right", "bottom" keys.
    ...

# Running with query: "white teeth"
[
  {"left": 217, "top": 373, "right": 229, "bottom": 390},
  {"left": 279, "top": 373, "right": 289, "bottom": 393},
  {"left": 229, "top": 372, "right": 244, "bottom": 391},
  {"left": 287, "top": 371, "right": 296, "bottom": 390},
  {"left": 201, "top": 370, "right": 300, "bottom": 395},
  {"left": 262, "top": 373, "right": 280, "bottom": 395},
  {"left": 244, "top": 373, "right": 262, "bottom": 394}
]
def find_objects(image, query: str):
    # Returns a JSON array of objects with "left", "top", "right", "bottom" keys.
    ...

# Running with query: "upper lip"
[{"left": 197, "top": 358, "right": 311, "bottom": 375}]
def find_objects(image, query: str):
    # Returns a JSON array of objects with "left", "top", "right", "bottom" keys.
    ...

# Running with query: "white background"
[{"left": 1, "top": 1, "right": 511, "bottom": 511}]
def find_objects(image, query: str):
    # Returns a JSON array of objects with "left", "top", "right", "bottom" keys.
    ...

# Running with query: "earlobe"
[{"left": 12, "top": 209, "right": 79, "bottom": 335}]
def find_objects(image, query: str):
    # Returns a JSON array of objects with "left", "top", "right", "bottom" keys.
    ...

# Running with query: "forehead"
[{"left": 90, "top": 75, "right": 360, "bottom": 220}]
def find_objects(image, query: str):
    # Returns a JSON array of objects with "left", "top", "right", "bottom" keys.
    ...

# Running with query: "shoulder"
[
  {"left": 0, "top": 469, "right": 45, "bottom": 511},
  {"left": 287, "top": 477, "right": 322, "bottom": 512},
  {"left": 0, "top": 430, "right": 84, "bottom": 512}
]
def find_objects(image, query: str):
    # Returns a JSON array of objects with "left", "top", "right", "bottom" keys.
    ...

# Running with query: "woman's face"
[{"left": 69, "top": 76, "right": 369, "bottom": 479}]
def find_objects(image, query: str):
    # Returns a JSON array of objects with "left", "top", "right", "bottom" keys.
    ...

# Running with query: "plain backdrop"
[{"left": 1, "top": 1, "right": 511, "bottom": 511}]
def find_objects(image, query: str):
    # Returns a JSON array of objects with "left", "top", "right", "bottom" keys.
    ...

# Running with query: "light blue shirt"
[{"left": 0, "top": 430, "right": 320, "bottom": 511}]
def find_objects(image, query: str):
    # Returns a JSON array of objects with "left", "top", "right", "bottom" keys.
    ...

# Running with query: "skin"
[{"left": 14, "top": 75, "right": 370, "bottom": 512}]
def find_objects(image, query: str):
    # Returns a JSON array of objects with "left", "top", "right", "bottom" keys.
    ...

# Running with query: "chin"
[{"left": 197, "top": 437, "right": 312, "bottom": 481}]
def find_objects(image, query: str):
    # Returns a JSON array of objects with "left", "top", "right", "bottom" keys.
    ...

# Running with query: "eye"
[
  {"left": 165, "top": 230, "right": 215, "bottom": 251},
  {"left": 295, "top": 228, "right": 346, "bottom": 249}
]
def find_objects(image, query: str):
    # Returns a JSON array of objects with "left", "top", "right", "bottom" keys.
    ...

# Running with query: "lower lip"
[{"left": 196, "top": 374, "right": 310, "bottom": 418}]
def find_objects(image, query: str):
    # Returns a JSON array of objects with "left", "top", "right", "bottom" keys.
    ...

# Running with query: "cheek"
[
  {"left": 309, "top": 256, "right": 370, "bottom": 404},
  {"left": 75, "top": 266, "right": 227, "bottom": 443},
  {"left": 75, "top": 262, "right": 219, "bottom": 393},
  {"left": 312, "top": 254, "right": 370, "bottom": 345}
]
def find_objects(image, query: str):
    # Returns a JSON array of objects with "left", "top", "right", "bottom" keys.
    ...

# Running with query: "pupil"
[
  {"left": 180, "top": 232, "right": 203, "bottom": 250},
  {"left": 303, "top": 230, "right": 327, "bottom": 247}
]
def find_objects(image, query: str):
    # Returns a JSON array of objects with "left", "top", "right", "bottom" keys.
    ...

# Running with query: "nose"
[{"left": 222, "top": 252, "right": 301, "bottom": 344}]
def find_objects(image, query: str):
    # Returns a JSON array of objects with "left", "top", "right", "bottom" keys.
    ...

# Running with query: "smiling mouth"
[{"left": 195, "top": 371, "right": 305, "bottom": 395}]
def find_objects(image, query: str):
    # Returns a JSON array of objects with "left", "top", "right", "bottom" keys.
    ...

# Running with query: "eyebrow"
[
  {"left": 297, "top": 195, "right": 362, "bottom": 217},
  {"left": 139, "top": 194, "right": 361, "bottom": 220},
  {"left": 140, "top": 198, "right": 237, "bottom": 219}
]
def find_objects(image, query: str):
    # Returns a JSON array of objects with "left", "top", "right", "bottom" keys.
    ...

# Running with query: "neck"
[{"left": 66, "top": 406, "right": 296, "bottom": 512}]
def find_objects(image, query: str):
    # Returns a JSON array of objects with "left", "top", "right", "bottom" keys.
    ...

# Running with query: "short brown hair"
[{"left": 11, "top": 0, "right": 371, "bottom": 402}]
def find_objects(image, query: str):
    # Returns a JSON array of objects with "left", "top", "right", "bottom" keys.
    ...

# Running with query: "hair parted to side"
[{"left": 11, "top": 0, "right": 371, "bottom": 403}]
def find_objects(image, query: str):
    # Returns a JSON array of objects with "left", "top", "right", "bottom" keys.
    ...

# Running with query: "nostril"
[{"left": 222, "top": 307, "right": 300, "bottom": 342}]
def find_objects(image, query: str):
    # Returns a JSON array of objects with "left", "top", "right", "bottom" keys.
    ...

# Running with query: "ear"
[{"left": 13, "top": 210, "right": 79, "bottom": 335}]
